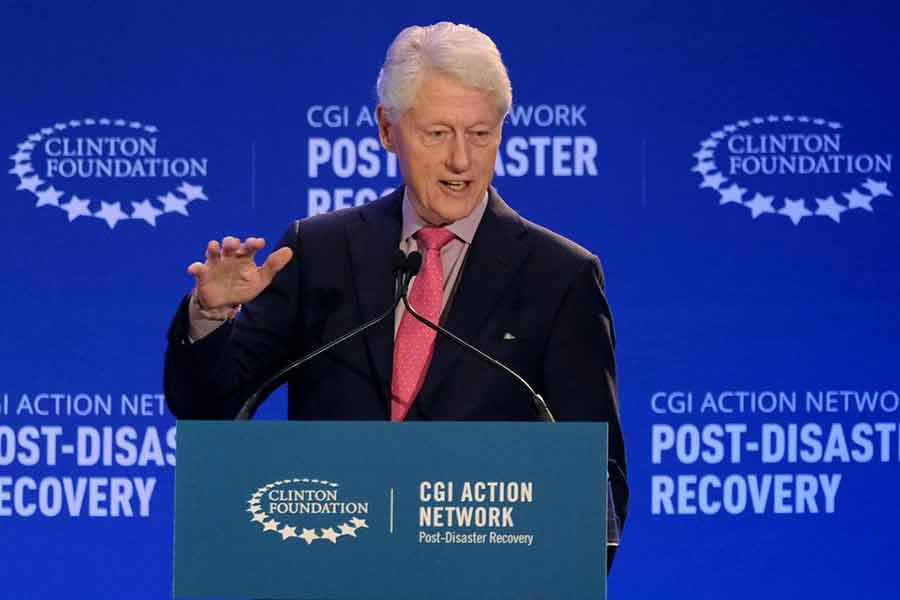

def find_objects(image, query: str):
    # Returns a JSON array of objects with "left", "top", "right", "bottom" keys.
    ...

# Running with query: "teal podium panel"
[{"left": 174, "top": 421, "right": 608, "bottom": 599}]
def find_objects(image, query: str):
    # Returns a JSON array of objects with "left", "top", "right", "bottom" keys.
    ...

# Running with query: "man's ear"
[{"left": 376, "top": 105, "right": 396, "bottom": 153}]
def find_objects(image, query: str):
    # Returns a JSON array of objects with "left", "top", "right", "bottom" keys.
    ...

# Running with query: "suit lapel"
[
  {"left": 346, "top": 188, "right": 403, "bottom": 400},
  {"left": 412, "top": 189, "right": 531, "bottom": 415}
]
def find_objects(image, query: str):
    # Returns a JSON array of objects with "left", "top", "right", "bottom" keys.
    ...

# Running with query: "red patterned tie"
[{"left": 391, "top": 226, "right": 457, "bottom": 421}]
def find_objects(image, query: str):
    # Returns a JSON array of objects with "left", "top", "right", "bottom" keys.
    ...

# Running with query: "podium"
[{"left": 173, "top": 421, "right": 609, "bottom": 599}]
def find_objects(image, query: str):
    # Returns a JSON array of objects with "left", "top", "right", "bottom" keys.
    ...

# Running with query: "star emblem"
[
  {"left": 299, "top": 528, "right": 319, "bottom": 544},
  {"left": 130, "top": 199, "right": 163, "bottom": 226},
  {"left": 41, "top": 127, "right": 54, "bottom": 136},
  {"left": 861, "top": 179, "right": 892, "bottom": 198},
  {"left": 778, "top": 198, "right": 812, "bottom": 225},
  {"left": 843, "top": 189, "right": 874, "bottom": 212},
  {"left": 10, "top": 150, "right": 31, "bottom": 162},
  {"left": 9, "top": 162, "right": 33, "bottom": 177},
  {"left": 700, "top": 139, "right": 718, "bottom": 149},
  {"left": 251, "top": 512, "right": 267, "bottom": 523},
  {"left": 16, "top": 175, "right": 43, "bottom": 193},
  {"left": 691, "top": 161, "right": 715, "bottom": 175},
  {"left": 177, "top": 181, "right": 208, "bottom": 201},
  {"left": 814, "top": 196, "right": 847, "bottom": 223},
  {"left": 159, "top": 192, "right": 189, "bottom": 215},
  {"left": 35, "top": 185, "right": 64, "bottom": 208},
  {"left": 723, "top": 124, "right": 737, "bottom": 133},
  {"left": 18, "top": 141, "right": 35, "bottom": 151},
  {"left": 350, "top": 517, "right": 368, "bottom": 529},
  {"left": 59, "top": 195, "right": 92, "bottom": 222},
  {"left": 744, "top": 193, "right": 775, "bottom": 218},
  {"left": 700, "top": 172, "right": 726, "bottom": 190},
  {"left": 718, "top": 183, "right": 747, "bottom": 205},
  {"left": 144, "top": 125, "right": 159, "bottom": 133},
  {"left": 320, "top": 527, "right": 339, "bottom": 543},
  {"left": 710, "top": 130, "right": 725, "bottom": 140},
  {"left": 28, "top": 133, "right": 42, "bottom": 142},
  {"left": 279, "top": 525, "right": 298, "bottom": 540},
  {"left": 692, "top": 149, "right": 714, "bottom": 161},
  {"left": 246, "top": 505, "right": 261, "bottom": 514},
  {"left": 338, "top": 524, "right": 357, "bottom": 538},
  {"left": 95, "top": 201, "right": 129, "bottom": 228},
  {"left": 262, "top": 520, "right": 280, "bottom": 532}
]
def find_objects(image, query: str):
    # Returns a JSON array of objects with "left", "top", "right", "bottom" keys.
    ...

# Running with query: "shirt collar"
[{"left": 400, "top": 187, "right": 489, "bottom": 245}]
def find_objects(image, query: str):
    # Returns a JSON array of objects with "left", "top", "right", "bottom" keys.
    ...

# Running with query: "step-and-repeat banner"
[{"left": 2, "top": 2, "right": 897, "bottom": 598}]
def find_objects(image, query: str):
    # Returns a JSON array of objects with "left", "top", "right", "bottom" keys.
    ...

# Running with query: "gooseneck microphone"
[
  {"left": 402, "top": 250, "right": 622, "bottom": 552},
  {"left": 235, "top": 251, "right": 418, "bottom": 420},
  {"left": 399, "top": 251, "right": 557, "bottom": 423}
]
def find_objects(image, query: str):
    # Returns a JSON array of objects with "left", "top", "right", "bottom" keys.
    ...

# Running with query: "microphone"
[
  {"left": 400, "top": 253, "right": 623, "bottom": 554},
  {"left": 399, "top": 251, "right": 556, "bottom": 423},
  {"left": 235, "top": 250, "right": 417, "bottom": 420}
]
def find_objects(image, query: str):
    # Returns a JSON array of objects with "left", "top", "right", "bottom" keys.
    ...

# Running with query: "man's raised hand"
[{"left": 187, "top": 236, "right": 294, "bottom": 310}]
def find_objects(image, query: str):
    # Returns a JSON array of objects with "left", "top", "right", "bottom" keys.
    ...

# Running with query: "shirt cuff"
[{"left": 187, "top": 291, "right": 237, "bottom": 342}]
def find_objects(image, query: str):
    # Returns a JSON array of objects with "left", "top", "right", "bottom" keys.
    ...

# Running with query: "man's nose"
[{"left": 446, "top": 134, "right": 471, "bottom": 173}]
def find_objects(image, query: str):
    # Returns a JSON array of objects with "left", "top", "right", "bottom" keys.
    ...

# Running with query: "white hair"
[{"left": 376, "top": 22, "right": 513, "bottom": 122}]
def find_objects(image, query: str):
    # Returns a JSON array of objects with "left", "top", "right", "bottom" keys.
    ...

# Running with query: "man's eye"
[
  {"left": 427, "top": 130, "right": 448, "bottom": 139},
  {"left": 469, "top": 130, "right": 493, "bottom": 145}
]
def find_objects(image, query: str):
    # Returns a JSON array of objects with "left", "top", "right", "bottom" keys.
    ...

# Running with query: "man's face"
[{"left": 377, "top": 72, "right": 503, "bottom": 224}]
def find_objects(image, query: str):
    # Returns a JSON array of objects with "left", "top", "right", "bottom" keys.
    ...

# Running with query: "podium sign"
[{"left": 174, "top": 421, "right": 608, "bottom": 599}]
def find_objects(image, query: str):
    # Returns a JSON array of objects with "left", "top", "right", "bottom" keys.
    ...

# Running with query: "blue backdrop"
[{"left": 2, "top": 1, "right": 898, "bottom": 598}]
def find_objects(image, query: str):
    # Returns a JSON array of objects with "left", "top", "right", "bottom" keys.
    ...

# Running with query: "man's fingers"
[
  {"left": 221, "top": 236, "right": 241, "bottom": 257},
  {"left": 206, "top": 240, "right": 222, "bottom": 263},
  {"left": 236, "top": 237, "right": 266, "bottom": 258},
  {"left": 187, "top": 261, "right": 208, "bottom": 278},
  {"left": 260, "top": 247, "right": 294, "bottom": 279}
]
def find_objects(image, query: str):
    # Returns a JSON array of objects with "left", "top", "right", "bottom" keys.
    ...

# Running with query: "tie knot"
[{"left": 415, "top": 226, "right": 456, "bottom": 251}]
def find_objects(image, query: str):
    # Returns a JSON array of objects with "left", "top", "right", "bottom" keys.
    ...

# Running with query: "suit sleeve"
[
  {"left": 542, "top": 255, "right": 629, "bottom": 550},
  {"left": 163, "top": 224, "right": 303, "bottom": 419}
]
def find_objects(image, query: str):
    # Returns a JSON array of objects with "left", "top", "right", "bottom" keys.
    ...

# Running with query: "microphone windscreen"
[
  {"left": 406, "top": 251, "right": 422, "bottom": 275},
  {"left": 392, "top": 249, "right": 407, "bottom": 271}
]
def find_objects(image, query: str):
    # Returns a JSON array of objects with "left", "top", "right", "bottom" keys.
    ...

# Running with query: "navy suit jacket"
[{"left": 165, "top": 186, "right": 628, "bottom": 541}]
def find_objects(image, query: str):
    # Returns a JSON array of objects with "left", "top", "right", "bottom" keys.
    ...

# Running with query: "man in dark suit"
[{"left": 164, "top": 22, "right": 628, "bottom": 560}]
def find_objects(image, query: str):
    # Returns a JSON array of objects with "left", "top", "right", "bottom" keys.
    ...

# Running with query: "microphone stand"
[
  {"left": 235, "top": 252, "right": 416, "bottom": 420},
  {"left": 399, "top": 277, "right": 556, "bottom": 423}
]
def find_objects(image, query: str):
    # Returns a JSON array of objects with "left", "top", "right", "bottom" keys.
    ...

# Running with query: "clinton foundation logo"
[
  {"left": 693, "top": 115, "right": 893, "bottom": 225},
  {"left": 246, "top": 477, "right": 369, "bottom": 545},
  {"left": 8, "top": 117, "right": 209, "bottom": 229}
]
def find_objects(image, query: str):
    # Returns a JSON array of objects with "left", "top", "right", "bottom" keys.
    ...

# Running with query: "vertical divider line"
[{"left": 389, "top": 488, "right": 395, "bottom": 533}]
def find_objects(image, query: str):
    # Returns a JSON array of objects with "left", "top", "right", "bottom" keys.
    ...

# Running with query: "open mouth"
[{"left": 439, "top": 180, "right": 470, "bottom": 192}]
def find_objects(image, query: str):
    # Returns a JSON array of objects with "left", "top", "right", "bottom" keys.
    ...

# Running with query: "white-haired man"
[{"left": 165, "top": 22, "right": 628, "bottom": 566}]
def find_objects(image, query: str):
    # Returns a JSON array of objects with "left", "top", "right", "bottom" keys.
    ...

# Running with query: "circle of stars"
[
  {"left": 246, "top": 478, "right": 369, "bottom": 545},
  {"left": 692, "top": 114, "right": 893, "bottom": 225},
  {"left": 8, "top": 117, "right": 209, "bottom": 229}
]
